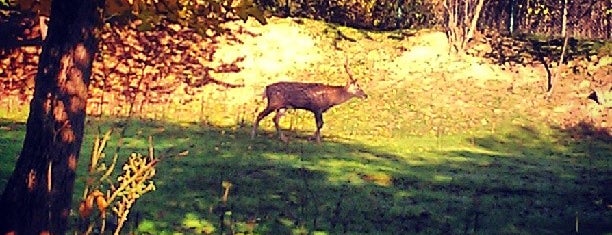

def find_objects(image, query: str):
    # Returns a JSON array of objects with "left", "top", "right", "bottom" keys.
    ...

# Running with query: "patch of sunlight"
[
  {"left": 136, "top": 220, "right": 175, "bottom": 234},
  {"left": 432, "top": 174, "right": 453, "bottom": 183},
  {"left": 0, "top": 108, "right": 28, "bottom": 122},
  {"left": 137, "top": 219, "right": 163, "bottom": 233},
  {"left": 349, "top": 152, "right": 404, "bottom": 171},
  {"left": 323, "top": 170, "right": 366, "bottom": 185},
  {"left": 293, "top": 226, "right": 309, "bottom": 235},
  {"left": 277, "top": 217, "right": 295, "bottom": 227},
  {"left": 443, "top": 146, "right": 513, "bottom": 157},
  {"left": 177, "top": 122, "right": 193, "bottom": 127},
  {"left": 394, "top": 190, "right": 414, "bottom": 199},
  {"left": 444, "top": 156, "right": 471, "bottom": 162},
  {"left": 404, "top": 158, "right": 433, "bottom": 167},
  {"left": 170, "top": 167, "right": 184, "bottom": 173},
  {"left": 292, "top": 228, "right": 328, "bottom": 235},
  {"left": 353, "top": 151, "right": 387, "bottom": 161},
  {"left": 316, "top": 159, "right": 366, "bottom": 171},
  {"left": 559, "top": 173, "right": 577, "bottom": 180},
  {"left": 312, "top": 231, "right": 329, "bottom": 235},
  {"left": 123, "top": 138, "right": 148, "bottom": 148},
  {"left": 401, "top": 152, "right": 456, "bottom": 165},
  {"left": 181, "top": 213, "right": 216, "bottom": 234},
  {"left": 564, "top": 152, "right": 589, "bottom": 158},
  {"left": 360, "top": 171, "right": 393, "bottom": 187},
  {"left": 311, "top": 159, "right": 396, "bottom": 186},
  {"left": 211, "top": 114, "right": 242, "bottom": 128},
  {"left": 215, "top": 19, "right": 323, "bottom": 91},
  {"left": 262, "top": 153, "right": 299, "bottom": 162},
  {"left": 155, "top": 139, "right": 189, "bottom": 149}
]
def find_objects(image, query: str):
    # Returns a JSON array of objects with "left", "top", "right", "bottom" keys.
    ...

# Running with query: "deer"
[{"left": 251, "top": 58, "right": 367, "bottom": 143}]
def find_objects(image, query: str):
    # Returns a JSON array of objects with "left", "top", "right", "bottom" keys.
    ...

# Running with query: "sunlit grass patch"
[{"left": 0, "top": 107, "right": 28, "bottom": 122}]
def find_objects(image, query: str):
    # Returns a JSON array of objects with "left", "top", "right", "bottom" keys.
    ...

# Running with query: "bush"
[{"left": 256, "top": 0, "right": 441, "bottom": 30}]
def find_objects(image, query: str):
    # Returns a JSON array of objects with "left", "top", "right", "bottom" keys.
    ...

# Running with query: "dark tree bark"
[{"left": 0, "top": 0, "right": 103, "bottom": 234}]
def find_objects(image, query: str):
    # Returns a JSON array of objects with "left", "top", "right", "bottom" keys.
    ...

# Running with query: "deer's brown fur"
[{"left": 251, "top": 59, "right": 367, "bottom": 143}]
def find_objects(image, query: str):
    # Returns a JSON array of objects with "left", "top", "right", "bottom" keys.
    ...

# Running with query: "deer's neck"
[{"left": 329, "top": 86, "right": 354, "bottom": 106}]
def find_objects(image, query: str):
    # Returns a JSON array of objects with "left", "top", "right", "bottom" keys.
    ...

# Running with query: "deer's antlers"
[{"left": 344, "top": 56, "right": 356, "bottom": 82}]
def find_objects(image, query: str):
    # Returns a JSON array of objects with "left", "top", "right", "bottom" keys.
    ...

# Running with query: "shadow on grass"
[
  {"left": 0, "top": 118, "right": 610, "bottom": 234},
  {"left": 441, "top": 122, "right": 611, "bottom": 234}
]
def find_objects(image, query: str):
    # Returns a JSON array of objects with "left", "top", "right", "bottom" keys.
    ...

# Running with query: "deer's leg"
[
  {"left": 251, "top": 106, "right": 274, "bottom": 139},
  {"left": 274, "top": 108, "right": 288, "bottom": 142},
  {"left": 313, "top": 112, "right": 324, "bottom": 144}
]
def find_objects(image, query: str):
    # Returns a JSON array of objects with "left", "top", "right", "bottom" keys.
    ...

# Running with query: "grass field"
[
  {"left": 1, "top": 109, "right": 610, "bottom": 234},
  {"left": 1, "top": 18, "right": 611, "bottom": 234}
]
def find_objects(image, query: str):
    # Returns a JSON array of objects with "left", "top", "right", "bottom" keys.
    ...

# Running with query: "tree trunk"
[
  {"left": 0, "top": 0, "right": 102, "bottom": 234},
  {"left": 444, "top": 0, "right": 485, "bottom": 54},
  {"left": 561, "top": 0, "right": 568, "bottom": 36},
  {"left": 602, "top": 1, "right": 612, "bottom": 39},
  {"left": 461, "top": 0, "right": 485, "bottom": 50}
]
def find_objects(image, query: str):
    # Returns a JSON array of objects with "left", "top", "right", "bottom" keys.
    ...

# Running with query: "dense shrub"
[{"left": 256, "top": 0, "right": 441, "bottom": 30}]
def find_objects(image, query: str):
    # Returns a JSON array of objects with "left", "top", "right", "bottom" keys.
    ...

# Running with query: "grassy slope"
[{"left": 1, "top": 18, "right": 611, "bottom": 234}]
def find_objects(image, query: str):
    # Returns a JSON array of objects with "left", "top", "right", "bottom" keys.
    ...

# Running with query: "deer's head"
[
  {"left": 344, "top": 57, "right": 368, "bottom": 99},
  {"left": 345, "top": 79, "right": 368, "bottom": 99}
]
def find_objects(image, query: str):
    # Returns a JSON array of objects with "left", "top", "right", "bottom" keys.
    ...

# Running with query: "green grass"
[
  {"left": 0, "top": 115, "right": 610, "bottom": 234},
  {"left": 0, "top": 67, "right": 610, "bottom": 233}
]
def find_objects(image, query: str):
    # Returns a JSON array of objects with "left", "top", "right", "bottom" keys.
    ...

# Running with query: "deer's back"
[{"left": 265, "top": 82, "right": 344, "bottom": 111}]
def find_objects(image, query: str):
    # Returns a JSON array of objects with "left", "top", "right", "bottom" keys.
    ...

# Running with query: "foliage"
[
  {"left": 76, "top": 129, "right": 158, "bottom": 235},
  {"left": 593, "top": 41, "right": 612, "bottom": 56},
  {"left": 257, "top": 0, "right": 441, "bottom": 30},
  {"left": 90, "top": 21, "right": 244, "bottom": 118},
  {"left": 1, "top": 12, "right": 250, "bottom": 118},
  {"left": 482, "top": 0, "right": 610, "bottom": 39},
  {"left": 0, "top": 0, "right": 11, "bottom": 7},
  {"left": 12, "top": 0, "right": 266, "bottom": 37},
  {"left": 105, "top": 0, "right": 266, "bottom": 36},
  {"left": 443, "top": 0, "right": 485, "bottom": 54}
]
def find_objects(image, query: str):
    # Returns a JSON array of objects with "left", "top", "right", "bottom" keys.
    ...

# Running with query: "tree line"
[{"left": 254, "top": 0, "right": 611, "bottom": 39}]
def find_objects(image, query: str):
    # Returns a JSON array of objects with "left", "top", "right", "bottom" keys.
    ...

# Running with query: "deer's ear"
[
  {"left": 345, "top": 79, "right": 353, "bottom": 87},
  {"left": 346, "top": 79, "right": 358, "bottom": 89}
]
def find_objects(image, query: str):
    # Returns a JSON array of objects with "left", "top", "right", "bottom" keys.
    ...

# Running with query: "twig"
[{"left": 547, "top": 33, "right": 570, "bottom": 98}]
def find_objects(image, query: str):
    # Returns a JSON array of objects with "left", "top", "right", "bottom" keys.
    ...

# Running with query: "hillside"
[{"left": 2, "top": 16, "right": 609, "bottom": 139}]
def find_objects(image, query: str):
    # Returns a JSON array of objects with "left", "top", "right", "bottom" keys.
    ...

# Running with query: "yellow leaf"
[{"left": 96, "top": 196, "right": 109, "bottom": 211}]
